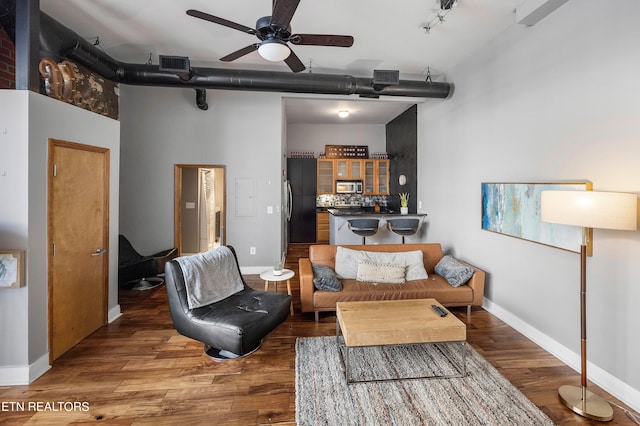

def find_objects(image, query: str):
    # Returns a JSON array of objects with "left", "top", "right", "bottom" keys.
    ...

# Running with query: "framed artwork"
[
  {"left": 481, "top": 182, "right": 592, "bottom": 254},
  {"left": 0, "top": 250, "right": 25, "bottom": 288}
]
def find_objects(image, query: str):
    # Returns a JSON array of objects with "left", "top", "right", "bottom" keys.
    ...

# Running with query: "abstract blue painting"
[{"left": 481, "top": 182, "right": 592, "bottom": 253}]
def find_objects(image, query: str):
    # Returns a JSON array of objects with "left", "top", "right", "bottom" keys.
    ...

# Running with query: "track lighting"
[
  {"left": 423, "top": 0, "right": 458, "bottom": 34},
  {"left": 441, "top": 0, "right": 457, "bottom": 10}
]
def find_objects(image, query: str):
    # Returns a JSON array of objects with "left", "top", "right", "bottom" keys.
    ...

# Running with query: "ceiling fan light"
[
  {"left": 338, "top": 110, "right": 350, "bottom": 118},
  {"left": 258, "top": 39, "right": 291, "bottom": 62}
]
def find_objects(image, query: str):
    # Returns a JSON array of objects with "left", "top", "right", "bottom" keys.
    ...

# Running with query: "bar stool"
[
  {"left": 387, "top": 218, "right": 420, "bottom": 244},
  {"left": 347, "top": 219, "right": 380, "bottom": 245}
]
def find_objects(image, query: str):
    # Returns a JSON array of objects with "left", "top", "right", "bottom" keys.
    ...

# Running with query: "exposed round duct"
[{"left": 39, "top": 12, "right": 452, "bottom": 99}]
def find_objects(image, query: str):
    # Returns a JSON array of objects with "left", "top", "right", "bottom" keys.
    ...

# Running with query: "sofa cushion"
[
  {"left": 359, "top": 250, "right": 428, "bottom": 281},
  {"left": 356, "top": 261, "right": 406, "bottom": 284},
  {"left": 312, "top": 263, "right": 341, "bottom": 291},
  {"left": 435, "top": 255, "right": 474, "bottom": 288}
]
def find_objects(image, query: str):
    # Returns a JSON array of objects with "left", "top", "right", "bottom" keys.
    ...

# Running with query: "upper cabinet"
[
  {"left": 317, "top": 159, "right": 334, "bottom": 194},
  {"left": 335, "top": 159, "right": 363, "bottom": 180},
  {"left": 318, "top": 159, "right": 389, "bottom": 195},
  {"left": 363, "top": 160, "right": 389, "bottom": 195}
]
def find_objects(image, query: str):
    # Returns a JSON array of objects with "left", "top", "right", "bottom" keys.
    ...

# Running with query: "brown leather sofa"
[{"left": 299, "top": 243, "right": 485, "bottom": 321}]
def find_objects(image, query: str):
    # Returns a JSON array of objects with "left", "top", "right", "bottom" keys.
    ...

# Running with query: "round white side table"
[{"left": 260, "top": 268, "right": 295, "bottom": 316}]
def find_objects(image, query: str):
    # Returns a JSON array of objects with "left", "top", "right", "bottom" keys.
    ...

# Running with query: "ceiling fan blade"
[
  {"left": 284, "top": 49, "right": 306, "bottom": 73},
  {"left": 291, "top": 34, "right": 354, "bottom": 47},
  {"left": 186, "top": 9, "right": 255, "bottom": 34},
  {"left": 270, "top": 0, "right": 301, "bottom": 28},
  {"left": 220, "top": 44, "right": 259, "bottom": 62}
]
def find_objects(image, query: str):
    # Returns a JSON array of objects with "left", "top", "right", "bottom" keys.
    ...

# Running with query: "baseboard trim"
[
  {"left": 108, "top": 304, "right": 122, "bottom": 323},
  {"left": 0, "top": 352, "right": 50, "bottom": 386},
  {"left": 482, "top": 297, "right": 640, "bottom": 413}
]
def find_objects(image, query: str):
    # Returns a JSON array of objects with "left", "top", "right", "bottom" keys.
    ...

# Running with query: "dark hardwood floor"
[{"left": 1, "top": 243, "right": 638, "bottom": 425}]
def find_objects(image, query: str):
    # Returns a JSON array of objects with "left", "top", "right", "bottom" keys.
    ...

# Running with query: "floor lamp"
[{"left": 541, "top": 190, "right": 637, "bottom": 422}]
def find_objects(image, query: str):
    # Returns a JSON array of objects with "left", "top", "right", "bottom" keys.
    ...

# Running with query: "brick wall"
[{"left": 0, "top": 23, "right": 16, "bottom": 89}]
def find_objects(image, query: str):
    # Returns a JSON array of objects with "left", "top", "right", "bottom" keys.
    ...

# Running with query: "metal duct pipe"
[
  {"left": 195, "top": 88, "right": 208, "bottom": 110},
  {"left": 39, "top": 12, "right": 451, "bottom": 99}
]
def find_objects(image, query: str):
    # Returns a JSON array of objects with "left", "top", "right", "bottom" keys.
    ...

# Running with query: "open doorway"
[{"left": 174, "top": 164, "right": 226, "bottom": 255}]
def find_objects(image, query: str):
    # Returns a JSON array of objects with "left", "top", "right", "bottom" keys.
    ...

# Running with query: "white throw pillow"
[
  {"left": 334, "top": 246, "right": 361, "bottom": 279},
  {"left": 359, "top": 250, "right": 428, "bottom": 281},
  {"left": 356, "top": 261, "right": 406, "bottom": 284}
]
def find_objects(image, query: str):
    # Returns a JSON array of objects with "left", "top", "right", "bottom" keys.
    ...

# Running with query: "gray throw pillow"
[
  {"left": 312, "top": 263, "right": 342, "bottom": 291},
  {"left": 434, "top": 255, "right": 474, "bottom": 288}
]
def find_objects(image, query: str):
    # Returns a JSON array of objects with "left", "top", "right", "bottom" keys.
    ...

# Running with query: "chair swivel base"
[
  {"left": 127, "top": 277, "right": 164, "bottom": 291},
  {"left": 204, "top": 340, "right": 262, "bottom": 361}
]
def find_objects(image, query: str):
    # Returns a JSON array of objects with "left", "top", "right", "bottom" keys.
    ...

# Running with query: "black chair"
[
  {"left": 387, "top": 218, "right": 421, "bottom": 244},
  {"left": 347, "top": 218, "right": 380, "bottom": 245},
  {"left": 165, "top": 245, "right": 291, "bottom": 360},
  {"left": 118, "top": 235, "right": 177, "bottom": 288}
]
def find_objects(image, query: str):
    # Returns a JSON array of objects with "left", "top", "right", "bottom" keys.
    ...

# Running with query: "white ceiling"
[
  {"left": 39, "top": 0, "right": 525, "bottom": 124},
  {"left": 283, "top": 96, "right": 422, "bottom": 125}
]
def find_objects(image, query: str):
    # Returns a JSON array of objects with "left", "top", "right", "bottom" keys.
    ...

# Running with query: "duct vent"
[
  {"left": 159, "top": 55, "right": 190, "bottom": 73},
  {"left": 373, "top": 70, "right": 399, "bottom": 86}
]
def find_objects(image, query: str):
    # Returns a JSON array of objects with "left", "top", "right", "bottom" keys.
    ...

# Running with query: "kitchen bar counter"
[
  {"left": 328, "top": 209, "right": 427, "bottom": 245},
  {"left": 326, "top": 207, "right": 396, "bottom": 216}
]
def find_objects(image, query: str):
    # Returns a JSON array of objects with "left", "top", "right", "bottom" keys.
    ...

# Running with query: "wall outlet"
[
  {"left": 250, "top": 247, "right": 256, "bottom": 255},
  {"left": 418, "top": 201, "right": 423, "bottom": 209}
]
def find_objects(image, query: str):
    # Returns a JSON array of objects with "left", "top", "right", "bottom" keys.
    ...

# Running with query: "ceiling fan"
[{"left": 186, "top": 0, "right": 354, "bottom": 73}]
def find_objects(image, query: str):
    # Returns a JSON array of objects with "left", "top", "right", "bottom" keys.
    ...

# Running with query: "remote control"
[{"left": 431, "top": 304, "right": 448, "bottom": 317}]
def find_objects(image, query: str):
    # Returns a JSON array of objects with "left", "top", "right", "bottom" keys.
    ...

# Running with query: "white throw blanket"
[{"left": 175, "top": 246, "right": 244, "bottom": 309}]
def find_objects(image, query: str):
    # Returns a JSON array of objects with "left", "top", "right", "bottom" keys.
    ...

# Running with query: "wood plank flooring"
[{"left": 1, "top": 243, "right": 638, "bottom": 425}]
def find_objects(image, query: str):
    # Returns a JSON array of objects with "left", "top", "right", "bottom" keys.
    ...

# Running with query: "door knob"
[{"left": 91, "top": 248, "right": 107, "bottom": 256}]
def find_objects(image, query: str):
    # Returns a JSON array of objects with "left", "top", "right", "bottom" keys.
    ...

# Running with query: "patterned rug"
[{"left": 295, "top": 336, "right": 554, "bottom": 426}]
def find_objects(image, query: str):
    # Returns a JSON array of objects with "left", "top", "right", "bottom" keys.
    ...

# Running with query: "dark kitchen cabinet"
[{"left": 287, "top": 158, "right": 317, "bottom": 243}]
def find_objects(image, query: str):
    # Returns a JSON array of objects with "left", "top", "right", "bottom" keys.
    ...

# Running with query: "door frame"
[
  {"left": 47, "top": 138, "right": 110, "bottom": 362},
  {"left": 174, "top": 164, "right": 226, "bottom": 255}
]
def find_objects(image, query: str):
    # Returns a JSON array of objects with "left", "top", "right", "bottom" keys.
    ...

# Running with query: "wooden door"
[{"left": 48, "top": 139, "right": 109, "bottom": 362}]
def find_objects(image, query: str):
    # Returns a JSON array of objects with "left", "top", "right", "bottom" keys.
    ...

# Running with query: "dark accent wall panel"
[{"left": 386, "top": 105, "right": 417, "bottom": 212}]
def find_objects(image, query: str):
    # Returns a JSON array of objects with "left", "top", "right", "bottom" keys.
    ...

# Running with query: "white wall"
[
  {"left": 287, "top": 123, "right": 386, "bottom": 155},
  {"left": 418, "top": 0, "right": 640, "bottom": 408},
  {"left": 0, "top": 91, "right": 29, "bottom": 374},
  {"left": 0, "top": 90, "right": 120, "bottom": 384},
  {"left": 119, "top": 86, "right": 284, "bottom": 269}
]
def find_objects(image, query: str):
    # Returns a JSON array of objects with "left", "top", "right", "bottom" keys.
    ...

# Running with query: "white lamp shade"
[
  {"left": 258, "top": 39, "right": 291, "bottom": 62},
  {"left": 541, "top": 190, "right": 637, "bottom": 230}
]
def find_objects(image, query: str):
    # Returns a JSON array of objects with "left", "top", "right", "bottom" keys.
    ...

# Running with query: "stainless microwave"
[{"left": 336, "top": 180, "right": 363, "bottom": 194}]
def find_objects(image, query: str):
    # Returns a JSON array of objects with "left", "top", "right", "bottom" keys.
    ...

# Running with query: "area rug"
[{"left": 295, "top": 336, "right": 554, "bottom": 426}]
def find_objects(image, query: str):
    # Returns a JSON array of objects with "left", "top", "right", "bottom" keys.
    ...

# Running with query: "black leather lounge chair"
[
  {"left": 118, "top": 235, "right": 177, "bottom": 288},
  {"left": 165, "top": 245, "right": 291, "bottom": 360}
]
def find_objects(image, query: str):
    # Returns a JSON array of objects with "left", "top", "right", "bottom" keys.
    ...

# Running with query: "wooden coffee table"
[{"left": 336, "top": 299, "right": 467, "bottom": 384}]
